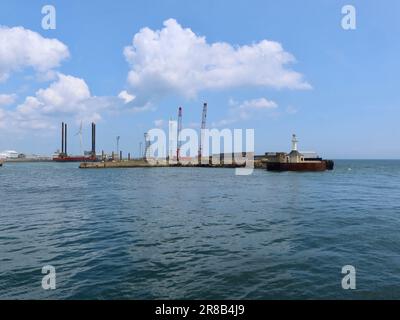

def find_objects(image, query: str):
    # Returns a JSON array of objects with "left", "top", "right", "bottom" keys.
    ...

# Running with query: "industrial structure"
[
  {"left": 164, "top": 103, "right": 209, "bottom": 164},
  {"left": 198, "top": 102, "right": 207, "bottom": 163},
  {"left": 264, "top": 134, "right": 334, "bottom": 171},
  {"left": 0, "top": 150, "right": 19, "bottom": 159},
  {"left": 75, "top": 105, "right": 333, "bottom": 172},
  {"left": 176, "top": 106, "right": 183, "bottom": 162},
  {"left": 53, "top": 122, "right": 97, "bottom": 162},
  {"left": 0, "top": 100, "right": 333, "bottom": 172}
]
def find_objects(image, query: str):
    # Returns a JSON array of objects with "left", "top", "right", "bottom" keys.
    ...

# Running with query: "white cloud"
[
  {"left": 213, "top": 97, "right": 278, "bottom": 127},
  {"left": 0, "top": 94, "right": 17, "bottom": 106},
  {"left": 118, "top": 90, "right": 135, "bottom": 104},
  {"left": 123, "top": 19, "right": 310, "bottom": 104},
  {"left": 16, "top": 74, "right": 90, "bottom": 118},
  {"left": 236, "top": 98, "right": 277, "bottom": 119},
  {"left": 238, "top": 98, "right": 277, "bottom": 110},
  {"left": 2, "top": 73, "right": 115, "bottom": 130},
  {"left": 0, "top": 26, "right": 69, "bottom": 82},
  {"left": 0, "top": 27, "right": 125, "bottom": 132},
  {"left": 35, "top": 73, "right": 91, "bottom": 113}
]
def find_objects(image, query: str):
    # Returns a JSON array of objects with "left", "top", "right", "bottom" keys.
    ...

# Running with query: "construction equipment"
[
  {"left": 177, "top": 107, "right": 183, "bottom": 162},
  {"left": 53, "top": 122, "right": 96, "bottom": 162},
  {"left": 198, "top": 102, "right": 208, "bottom": 162}
]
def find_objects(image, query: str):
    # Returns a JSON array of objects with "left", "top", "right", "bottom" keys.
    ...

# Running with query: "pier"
[{"left": 79, "top": 158, "right": 265, "bottom": 169}]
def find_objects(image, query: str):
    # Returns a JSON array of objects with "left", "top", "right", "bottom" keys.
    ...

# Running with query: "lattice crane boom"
[
  {"left": 198, "top": 102, "right": 208, "bottom": 160},
  {"left": 177, "top": 107, "right": 183, "bottom": 162}
]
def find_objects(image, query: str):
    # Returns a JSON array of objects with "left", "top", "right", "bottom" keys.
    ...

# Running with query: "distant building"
[
  {"left": 300, "top": 151, "right": 320, "bottom": 160},
  {"left": 0, "top": 150, "right": 19, "bottom": 159}
]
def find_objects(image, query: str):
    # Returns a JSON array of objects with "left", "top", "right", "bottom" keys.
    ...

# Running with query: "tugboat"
[{"left": 264, "top": 134, "right": 334, "bottom": 171}]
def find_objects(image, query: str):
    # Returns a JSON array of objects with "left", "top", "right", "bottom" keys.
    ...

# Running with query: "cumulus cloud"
[
  {"left": 123, "top": 19, "right": 310, "bottom": 104},
  {"left": 2, "top": 73, "right": 115, "bottom": 130},
  {"left": 0, "top": 94, "right": 17, "bottom": 106},
  {"left": 237, "top": 98, "right": 277, "bottom": 110},
  {"left": 0, "top": 26, "right": 69, "bottom": 82},
  {"left": 16, "top": 74, "right": 90, "bottom": 116},
  {"left": 236, "top": 98, "right": 277, "bottom": 119},
  {"left": 0, "top": 27, "right": 126, "bottom": 132},
  {"left": 213, "top": 97, "right": 278, "bottom": 127},
  {"left": 118, "top": 90, "right": 135, "bottom": 104}
]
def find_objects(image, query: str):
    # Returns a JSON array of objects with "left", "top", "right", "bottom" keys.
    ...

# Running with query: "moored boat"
[
  {"left": 266, "top": 160, "right": 334, "bottom": 171},
  {"left": 264, "top": 134, "right": 334, "bottom": 172}
]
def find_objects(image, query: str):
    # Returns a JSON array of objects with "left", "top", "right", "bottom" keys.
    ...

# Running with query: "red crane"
[
  {"left": 198, "top": 102, "right": 208, "bottom": 162},
  {"left": 177, "top": 107, "right": 182, "bottom": 162}
]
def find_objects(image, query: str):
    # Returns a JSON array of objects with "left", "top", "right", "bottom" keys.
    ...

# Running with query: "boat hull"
[{"left": 266, "top": 160, "right": 334, "bottom": 172}]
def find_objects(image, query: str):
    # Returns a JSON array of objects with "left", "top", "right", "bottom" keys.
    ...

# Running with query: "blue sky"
[{"left": 0, "top": 0, "right": 399, "bottom": 158}]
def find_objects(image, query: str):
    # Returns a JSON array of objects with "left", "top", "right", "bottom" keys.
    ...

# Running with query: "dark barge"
[{"left": 264, "top": 135, "right": 334, "bottom": 172}]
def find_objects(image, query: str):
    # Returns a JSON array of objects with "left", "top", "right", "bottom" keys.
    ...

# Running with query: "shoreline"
[{"left": 3, "top": 158, "right": 53, "bottom": 163}]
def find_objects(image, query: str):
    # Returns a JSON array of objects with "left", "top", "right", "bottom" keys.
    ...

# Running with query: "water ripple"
[{"left": 1, "top": 160, "right": 400, "bottom": 299}]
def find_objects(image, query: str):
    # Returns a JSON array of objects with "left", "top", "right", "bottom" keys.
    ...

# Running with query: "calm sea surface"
[{"left": 1, "top": 160, "right": 400, "bottom": 299}]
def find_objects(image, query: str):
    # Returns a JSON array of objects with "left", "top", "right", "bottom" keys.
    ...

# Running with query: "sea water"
[{"left": 0, "top": 160, "right": 399, "bottom": 299}]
